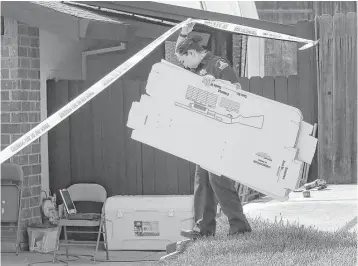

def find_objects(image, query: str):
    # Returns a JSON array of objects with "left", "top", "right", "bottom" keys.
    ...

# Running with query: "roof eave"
[{"left": 77, "top": 1, "right": 301, "bottom": 37}]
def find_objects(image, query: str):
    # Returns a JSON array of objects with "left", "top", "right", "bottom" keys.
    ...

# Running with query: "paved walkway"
[
  {"left": 243, "top": 184, "right": 358, "bottom": 232},
  {"left": 1, "top": 246, "right": 165, "bottom": 266}
]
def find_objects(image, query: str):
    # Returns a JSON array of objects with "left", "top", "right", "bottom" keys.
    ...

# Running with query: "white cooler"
[{"left": 104, "top": 195, "right": 194, "bottom": 250}]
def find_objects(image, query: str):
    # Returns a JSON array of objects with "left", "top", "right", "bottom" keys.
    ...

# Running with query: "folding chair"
[
  {"left": 1, "top": 163, "right": 24, "bottom": 255},
  {"left": 53, "top": 183, "right": 109, "bottom": 263}
]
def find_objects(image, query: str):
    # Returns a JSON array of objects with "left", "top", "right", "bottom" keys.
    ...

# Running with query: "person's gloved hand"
[
  {"left": 234, "top": 82, "right": 242, "bottom": 91},
  {"left": 181, "top": 22, "right": 196, "bottom": 35},
  {"left": 202, "top": 75, "right": 215, "bottom": 87}
]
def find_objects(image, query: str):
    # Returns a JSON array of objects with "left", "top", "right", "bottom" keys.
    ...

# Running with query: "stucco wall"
[
  {"left": 39, "top": 29, "right": 85, "bottom": 195},
  {"left": 85, "top": 36, "right": 164, "bottom": 86},
  {"left": 40, "top": 30, "right": 83, "bottom": 81}
]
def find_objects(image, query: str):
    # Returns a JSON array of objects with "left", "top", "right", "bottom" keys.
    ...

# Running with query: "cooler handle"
[{"left": 133, "top": 209, "right": 176, "bottom": 217}]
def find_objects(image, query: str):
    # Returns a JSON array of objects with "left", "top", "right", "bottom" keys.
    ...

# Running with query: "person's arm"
[
  {"left": 202, "top": 59, "right": 242, "bottom": 90},
  {"left": 215, "top": 59, "right": 239, "bottom": 84},
  {"left": 202, "top": 70, "right": 242, "bottom": 90},
  {"left": 175, "top": 22, "right": 196, "bottom": 51},
  {"left": 213, "top": 59, "right": 242, "bottom": 90}
]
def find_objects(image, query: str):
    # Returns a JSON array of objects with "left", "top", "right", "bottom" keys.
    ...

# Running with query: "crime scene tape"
[
  {"left": 0, "top": 18, "right": 319, "bottom": 164},
  {"left": 192, "top": 19, "right": 319, "bottom": 50},
  {"left": 0, "top": 19, "right": 188, "bottom": 164}
]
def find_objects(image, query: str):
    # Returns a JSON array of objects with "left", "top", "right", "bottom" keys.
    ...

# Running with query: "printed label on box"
[
  {"left": 134, "top": 221, "right": 160, "bottom": 236},
  {"left": 253, "top": 152, "right": 272, "bottom": 168},
  {"left": 276, "top": 160, "right": 289, "bottom": 182}
]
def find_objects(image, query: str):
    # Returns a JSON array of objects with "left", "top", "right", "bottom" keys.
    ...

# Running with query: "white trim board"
[{"left": 81, "top": 43, "right": 127, "bottom": 80}]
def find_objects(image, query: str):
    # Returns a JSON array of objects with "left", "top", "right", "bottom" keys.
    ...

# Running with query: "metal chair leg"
[
  {"left": 15, "top": 227, "right": 20, "bottom": 255},
  {"left": 53, "top": 226, "right": 61, "bottom": 263},
  {"left": 16, "top": 188, "right": 23, "bottom": 256},
  {"left": 94, "top": 217, "right": 103, "bottom": 264},
  {"left": 64, "top": 226, "right": 68, "bottom": 258},
  {"left": 15, "top": 244, "right": 19, "bottom": 256},
  {"left": 15, "top": 223, "right": 20, "bottom": 256},
  {"left": 103, "top": 216, "right": 109, "bottom": 260}
]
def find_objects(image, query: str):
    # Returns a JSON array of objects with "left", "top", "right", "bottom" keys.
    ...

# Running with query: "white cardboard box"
[
  {"left": 127, "top": 60, "right": 318, "bottom": 200},
  {"left": 104, "top": 195, "right": 194, "bottom": 250}
]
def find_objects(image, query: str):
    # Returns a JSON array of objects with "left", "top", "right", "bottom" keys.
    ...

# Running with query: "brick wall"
[{"left": 1, "top": 17, "right": 42, "bottom": 250}]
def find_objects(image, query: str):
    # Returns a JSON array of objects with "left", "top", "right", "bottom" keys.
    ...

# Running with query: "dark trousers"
[{"left": 194, "top": 165, "right": 251, "bottom": 235}]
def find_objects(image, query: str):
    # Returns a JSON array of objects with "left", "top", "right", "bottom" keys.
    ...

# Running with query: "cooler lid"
[{"left": 105, "top": 195, "right": 194, "bottom": 212}]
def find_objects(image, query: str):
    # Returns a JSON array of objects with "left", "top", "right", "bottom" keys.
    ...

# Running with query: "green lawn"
[{"left": 156, "top": 215, "right": 357, "bottom": 266}]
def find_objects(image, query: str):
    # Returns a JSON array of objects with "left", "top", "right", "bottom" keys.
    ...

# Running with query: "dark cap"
[{"left": 176, "top": 35, "right": 204, "bottom": 55}]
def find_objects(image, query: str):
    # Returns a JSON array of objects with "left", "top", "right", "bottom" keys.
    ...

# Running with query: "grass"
[{"left": 155, "top": 215, "right": 357, "bottom": 266}]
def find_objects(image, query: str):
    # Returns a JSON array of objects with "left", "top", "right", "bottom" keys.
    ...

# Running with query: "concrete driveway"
[
  {"left": 1, "top": 246, "right": 164, "bottom": 266},
  {"left": 243, "top": 184, "right": 358, "bottom": 232}
]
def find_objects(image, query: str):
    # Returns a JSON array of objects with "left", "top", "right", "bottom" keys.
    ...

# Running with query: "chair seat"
[
  {"left": 58, "top": 240, "right": 99, "bottom": 246},
  {"left": 58, "top": 219, "right": 101, "bottom": 227}
]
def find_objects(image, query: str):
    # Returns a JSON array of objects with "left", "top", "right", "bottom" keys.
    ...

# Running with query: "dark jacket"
[{"left": 193, "top": 52, "right": 239, "bottom": 84}]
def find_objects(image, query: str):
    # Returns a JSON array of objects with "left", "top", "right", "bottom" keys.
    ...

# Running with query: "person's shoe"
[{"left": 180, "top": 228, "right": 214, "bottom": 239}]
